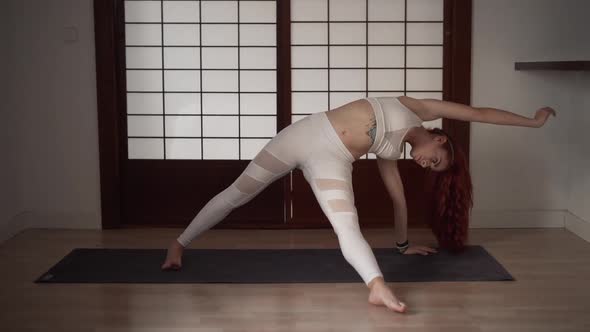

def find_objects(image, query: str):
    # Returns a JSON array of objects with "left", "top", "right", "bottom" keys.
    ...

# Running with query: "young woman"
[{"left": 161, "top": 96, "right": 557, "bottom": 314}]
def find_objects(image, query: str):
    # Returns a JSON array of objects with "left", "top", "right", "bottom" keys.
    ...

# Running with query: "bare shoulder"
[{"left": 397, "top": 96, "right": 441, "bottom": 121}]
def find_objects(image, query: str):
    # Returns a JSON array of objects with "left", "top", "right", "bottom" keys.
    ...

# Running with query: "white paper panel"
[
  {"left": 203, "top": 116, "right": 239, "bottom": 137},
  {"left": 292, "top": 92, "right": 328, "bottom": 114},
  {"left": 165, "top": 93, "right": 201, "bottom": 114},
  {"left": 201, "top": 25, "right": 238, "bottom": 46},
  {"left": 291, "top": 114, "right": 308, "bottom": 123},
  {"left": 403, "top": 142, "right": 411, "bottom": 159},
  {"left": 240, "top": 116, "right": 277, "bottom": 137},
  {"left": 330, "top": 69, "right": 366, "bottom": 91},
  {"left": 240, "top": 94, "right": 277, "bottom": 115},
  {"left": 291, "top": 23, "right": 328, "bottom": 44},
  {"left": 241, "top": 138, "right": 271, "bottom": 160},
  {"left": 368, "top": 23, "right": 404, "bottom": 44},
  {"left": 127, "top": 115, "right": 163, "bottom": 136},
  {"left": 203, "top": 139, "right": 239, "bottom": 159},
  {"left": 291, "top": 0, "right": 327, "bottom": 21},
  {"left": 165, "top": 115, "right": 201, "bottom": 136},
  {"left": 240, "top": 48, "right": 276, "bottom": 69},
  {"left": 368, "top": 69, "right": 404, "bottom": 90},
  {"left": 165, "top": 70, "right": 200, "bottom": 91},
  {"left": 368, "top": 46, "right": 404, "bottom": 67},
  {"left": 128, "top": 138, "right": 163, "bottom": 159},
  {"left": 163, "top": 1, "right": 200, "bottom": 23},
  {"left": 240, "top": 25, "right": 276, "bottom": 46},
  {"left": 201, "top": 1, "right": 238, "bottom": 22},
  {"left": 329, "top": 23, "right": 366, "bottom": 44},
  {"left": 202, "top": 47, "right": 238, "bottom": 69},
  {"left": 202, "top": 70, "right": 238, "bottom": 91},
  {"left": 330, "top": 92, "right": 366, "bottom": 108},
  {"left": 406, "top": 92, "right": 443, "bottom": 99},
  {"left": 163, "top": 24, "right": 199, "bottom": 46},
  {"left": 407, "top": 0, "right": 444, "bottom": 21},
  {"left": 165, "top": 138, "right": 202, "bottom": 159},
  {"left": 330, "top": 46, "right": 366, "bottom": 68},
  {"left": 127, "top": 93, "right": 163, "bottom": 114},
  {"left": 407, "top": 23, "right": 443, "bottom": 44},
  {"left": 407, "top": 69, "right": 443, "bottom": 90},
  {"left": 240, "top": 1, "right": 276, "bottom": 23},
  {"left": 407, "top": 46, "right": 443, "bottom": 67},
  {"left": 291, "top": 46, "right": 328, "bottom": 68},
  {"left": 126, "top": 47, "right": 161, "bottom": 68},
  {"left": 164, "top": 47, "right": 200, "bottom": 69},
  {"left": 367, "top": 91, "right": 402, "bottom": 97},
  {"left": 367, "top": 152, "right": 377, "bottom": 159},
  {"left": 202, "top": 93, "right": 239, "bottom": 114},
  {"left": 240, "top": 71, "right": 276, "bottom": 92},
  {"left": 292, "top": 70, "right": 328, "bottom": 91},
  {"left": 329, "top": 0, "right": 366, "bottom": 21},
  {"left": 125, "top": 1, "right": 161, "bottom": 22},
  {"left": 368, "top": 0, "right": 404, "bottom": 21},
  {"left": 126, "top": 24, "right": 161, "bottom": 45},
  {"left": 127, "top": 70, "right": 162, "bottom": 91}
]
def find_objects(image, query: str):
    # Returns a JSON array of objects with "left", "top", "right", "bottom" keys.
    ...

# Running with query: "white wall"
[
  {"left": 470, "top": 0, "right": 590, "bottom": 232},
  {"left": 1, "top": 0, "right": 589, "bottom": 244},
  {"left": 1, "top": 0, "right": 101, "bottom": 244},
  {"left": 565, "top": 73, "right": 590, "bottom": 241}
]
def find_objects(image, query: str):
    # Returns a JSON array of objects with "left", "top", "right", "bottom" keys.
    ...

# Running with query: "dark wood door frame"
[{"left": 94, "top": 0, "right": 472, "bottom": 229}]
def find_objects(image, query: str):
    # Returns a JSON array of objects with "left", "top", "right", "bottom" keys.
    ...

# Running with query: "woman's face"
[{"left": 410, "top": 135, "right": 450, "bottom": 172}]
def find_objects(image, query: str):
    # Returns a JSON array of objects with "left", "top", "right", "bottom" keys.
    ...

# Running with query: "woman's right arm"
[{"left": 404, "top": 97, "right": 553, "bottom": 128}]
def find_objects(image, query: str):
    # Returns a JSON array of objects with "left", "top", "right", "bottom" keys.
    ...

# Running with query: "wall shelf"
[{"left": 515, "top": 61, "right": 590, "bottom": 71}]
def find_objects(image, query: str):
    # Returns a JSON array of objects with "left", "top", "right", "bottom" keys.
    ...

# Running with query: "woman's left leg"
[{"left": 301, "top": 160, "right": 384, "bottom": 286}]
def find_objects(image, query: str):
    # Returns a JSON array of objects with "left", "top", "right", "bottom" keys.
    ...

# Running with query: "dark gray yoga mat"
[{"left": 35, "top": 245, "right": 514, "bottom": 283}]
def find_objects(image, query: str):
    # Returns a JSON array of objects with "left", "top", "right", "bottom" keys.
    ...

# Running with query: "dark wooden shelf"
[{"left": 515, "top": 61, "right": 590, "bottom": 71}]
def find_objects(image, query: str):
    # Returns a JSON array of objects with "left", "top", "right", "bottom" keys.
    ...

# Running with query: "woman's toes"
[
  {"left": 387, "top": 300, "right": 406, "bottom": 313},
  {"left": 161, "top": 260, "right": 181, "bottom": 270}
]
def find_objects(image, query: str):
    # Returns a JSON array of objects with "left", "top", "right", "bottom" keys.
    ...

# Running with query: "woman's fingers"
[
  {"left": 402, "top": 245, "right": 438, "bottom": 255},
  {"left": 416, "top": 246, "right": 438, "bottom": 254}
]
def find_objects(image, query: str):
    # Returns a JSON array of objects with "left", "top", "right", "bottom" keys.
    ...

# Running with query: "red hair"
[{"left": 425, "top": 128, "right": 473, "bottom": 254}]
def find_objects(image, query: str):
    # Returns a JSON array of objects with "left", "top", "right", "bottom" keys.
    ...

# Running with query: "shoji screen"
[
  {"left": 290, "top": 0, "right": 443, "bottom": 159},
  {"left": 124, "top": 0, "right": 277, "bottom": 160}
]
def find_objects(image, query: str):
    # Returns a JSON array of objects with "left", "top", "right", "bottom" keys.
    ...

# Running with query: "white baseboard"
[
  {"left": 564, "top": 211, "right": 590, "bottom": 243},
  {"left": 0, "top": 210, "right": 100, "bottom": 245},
  {"left": 0, "top": 211, "right": 31, "bottom": 245},
  {"left": 469, "top": 209, "right": 565, "bottom": 228}
]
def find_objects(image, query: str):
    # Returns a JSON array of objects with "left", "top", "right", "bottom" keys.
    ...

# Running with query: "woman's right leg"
[
  {"left": 175, "top": 148, "right": 296, "bottom": 247},
  {"left": 162, "top": 116, "right": 315, "bottom": 270}
]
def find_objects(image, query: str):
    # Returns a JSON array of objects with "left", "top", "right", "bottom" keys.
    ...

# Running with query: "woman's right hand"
[
  {"left": 368, "top": 278, "right": 407, "bottom": 313},
  {"left": 534, "top": 107, "right": 557, "bottom": 128}
]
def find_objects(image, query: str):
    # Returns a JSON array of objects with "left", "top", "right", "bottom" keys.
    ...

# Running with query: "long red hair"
[{"left": 425, "top": 128, "right": 473, "bottom": 254}]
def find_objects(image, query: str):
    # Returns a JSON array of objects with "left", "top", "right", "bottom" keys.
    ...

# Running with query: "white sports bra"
[{"left": 365, "top": 97, "right": 423, "bottom": 160}]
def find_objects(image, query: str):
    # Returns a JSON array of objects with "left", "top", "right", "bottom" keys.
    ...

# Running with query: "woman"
[{"left": 161, "top": 96, "right": 557, "bottom": 313}]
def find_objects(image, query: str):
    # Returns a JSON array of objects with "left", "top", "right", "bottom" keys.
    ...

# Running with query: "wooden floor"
[{"left": 0, "top": 227, "right": 589, "bottom": 332}]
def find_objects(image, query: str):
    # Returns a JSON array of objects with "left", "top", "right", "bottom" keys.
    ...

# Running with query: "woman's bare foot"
[
  {"left": 161, "top": 239, "right": 185, "bottom": 270},
  {"left": 368, "top": 278, "right": 407, "bottom": 313}
]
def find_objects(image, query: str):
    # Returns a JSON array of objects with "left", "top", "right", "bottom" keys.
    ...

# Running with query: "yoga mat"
[{"left": 35, "top": 245, "right": 514, "bottom": 284}]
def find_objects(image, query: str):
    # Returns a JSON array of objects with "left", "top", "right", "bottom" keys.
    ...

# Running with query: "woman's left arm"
[
  {"left": 376, "top": 158, "right": 408, "bottom": 245},
  {"left": 376, "top": 157, "right": 438, "bottom": 256}
]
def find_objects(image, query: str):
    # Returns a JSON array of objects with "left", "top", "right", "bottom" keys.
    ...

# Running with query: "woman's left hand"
[{"left": 403, "top": 245, "right": 438, "bottom": 255}]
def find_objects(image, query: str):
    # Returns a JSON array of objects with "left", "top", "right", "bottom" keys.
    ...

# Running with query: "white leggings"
[{"left": 176, "top": 111, "right": 384, "bottom": 286}]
